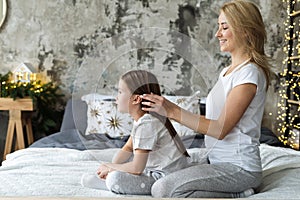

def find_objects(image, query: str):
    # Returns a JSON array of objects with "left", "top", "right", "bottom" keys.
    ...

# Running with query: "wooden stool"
[{"left": 0, "top": 98, "right": 34, "bottom": 160}]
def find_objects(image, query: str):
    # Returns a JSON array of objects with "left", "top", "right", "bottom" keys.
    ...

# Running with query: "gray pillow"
[{"left": 60, "top": 99, "right": 87, "bottom": 134}]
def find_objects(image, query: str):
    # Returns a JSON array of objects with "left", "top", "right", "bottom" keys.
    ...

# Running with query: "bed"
[{"left": 0, "top": 95, "right": 299, "bottom": 199}]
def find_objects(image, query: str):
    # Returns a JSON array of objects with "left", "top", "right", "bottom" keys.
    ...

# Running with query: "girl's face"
[
  {"left": 116, "top": 79, "right": 132, "bottom": 113},
  {"left": 215, "top": 11, "right": 237, "bottom": 53}
]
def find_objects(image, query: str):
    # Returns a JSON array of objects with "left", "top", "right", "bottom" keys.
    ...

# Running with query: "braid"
[
  {"left": 122, "top": 70, "right": 190, "bottom": 157},
  {"left": 150, "top": 112, "right": 190, "bottom": 157}
]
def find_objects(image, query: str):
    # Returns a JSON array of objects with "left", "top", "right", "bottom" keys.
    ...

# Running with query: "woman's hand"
[
  {"left": 97, "top": 164, "right": 112, "bottom": 180},
  {"left": 140, "top": 93, "right": 178, "bottom": 119}
]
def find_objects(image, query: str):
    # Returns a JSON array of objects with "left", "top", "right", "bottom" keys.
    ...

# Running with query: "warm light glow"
[
  {"left": 0, "top": 72, "right": 53, "bottom": 99},
  {"left": 277, "top": 0, "right": 300, "bottom": 149},
  {"left": 30, "top": 73, "right": 37, "bottom": 81}
]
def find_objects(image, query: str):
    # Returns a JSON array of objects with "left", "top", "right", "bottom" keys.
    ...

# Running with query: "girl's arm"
[
  {"left": 97, "top": 136, "right": 150, "bottom": 179},
  {"left": 141, "top": 83, "right": 256, "bottom": 140},
  {"left": 112, "top": 136, "right": 133, "bottom": 164},
  {"left": 97, "top": 149, "right": 149, "bottom": 179},
  {"left": 106, "top": 149, "right": 149, "bottom": 174}
]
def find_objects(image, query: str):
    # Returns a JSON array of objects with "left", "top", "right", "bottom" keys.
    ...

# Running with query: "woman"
[
  {"left": 141, "top": 0, "right": 271, "bottom": 198},
  {"left": 81, "top": 70, "right": 189, "bottom": 195}
]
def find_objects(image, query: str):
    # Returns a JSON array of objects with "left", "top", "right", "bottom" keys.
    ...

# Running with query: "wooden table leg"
[
  {"left": 3, "top": 109, "right": 26, "bottom": 160},
  {"left": 15, "top": 112, "right": 25, "bottom": 150},
  {"left": 3, "top": 115, "right": 16, "bottom": 160},
  {"left": 1, "top": 98, "right": 34, "bottom": 160},
  {"left": 24, "top": 117, "right": 34, "bottom": 145},
  {"left": 3, "top": 110, "right": 25, "bottom": 160},
  {"left": 3, "top": 110, "right": 33, "bottom": 160}
]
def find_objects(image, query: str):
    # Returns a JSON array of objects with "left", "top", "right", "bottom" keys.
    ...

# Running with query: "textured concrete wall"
[{"left": 0, "top": 0, "right": 286, "bottom": 133}]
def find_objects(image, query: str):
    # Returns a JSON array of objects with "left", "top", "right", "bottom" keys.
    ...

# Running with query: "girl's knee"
[
  {"left": 106, "top": 171, "right": 123, "bottom": 193},
  {"left": 106, "top": 171, "right": 154, "bottom": 195}
]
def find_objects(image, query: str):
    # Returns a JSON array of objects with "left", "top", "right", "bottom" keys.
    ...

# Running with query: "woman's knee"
[{"left": 151, "top": 177, "right": 173, "bottom": 198}]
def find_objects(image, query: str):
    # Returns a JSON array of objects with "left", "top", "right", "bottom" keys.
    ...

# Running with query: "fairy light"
[
  {"left": 277, "top": 0, "right": 300, "bottom": 150},
  {"left": 0, "top": 72, "right": 53, "bottom": 99}
]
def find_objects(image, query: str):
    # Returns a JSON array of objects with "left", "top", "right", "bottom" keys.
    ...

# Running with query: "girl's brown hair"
[
  {"left": 121, "top": 70, "right": 189, "bottom": 157},
  {"left": 221, "top": 0, "right": 271, "bottom": 89}
]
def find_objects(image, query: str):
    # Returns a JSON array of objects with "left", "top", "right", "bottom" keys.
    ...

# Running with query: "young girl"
[{"left": 81, "top": 69, "right": 189, "bottom": 195}]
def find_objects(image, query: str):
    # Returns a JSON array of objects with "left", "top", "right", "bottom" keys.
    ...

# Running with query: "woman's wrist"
[{"left": 169, "top": 103, "right": 181, "bottom": 121}]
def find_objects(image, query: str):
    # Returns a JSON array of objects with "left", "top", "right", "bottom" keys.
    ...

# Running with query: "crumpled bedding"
[
  {"left": 29, "top": 129, "right": 130, "bottom": 150},
  {"left": 249, "top": 144, "right": 300, "bottom": 199},
  {"left": 1, "top": 144, "right": 300, "bottom": 198},
  {"left": 29, "top": 128, "right": 204, "bottom": 150},
  {"left": 0, "top": 148, "right": 126, "bottom": 197}
]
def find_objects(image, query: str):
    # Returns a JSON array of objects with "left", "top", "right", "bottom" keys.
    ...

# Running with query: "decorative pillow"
[
  {"left": 165, "top": 91, "right": 201, "bottom": 114},
  {"left": 82, "top": 91, "right": 201, "bottom": 138},
  {"left": 165, "top": 91, "right": 201, "bottom": 136},
  {"left": 84, "top": 99, "right": 133, "bottom": 138}
]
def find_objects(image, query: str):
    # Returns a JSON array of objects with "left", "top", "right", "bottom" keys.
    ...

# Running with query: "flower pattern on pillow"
[
  {"left": 165, "top": 91, "right": 201, "bottom": 136},
  {"left": 84, "top": 99, "right": 133, "bottom": 138}
]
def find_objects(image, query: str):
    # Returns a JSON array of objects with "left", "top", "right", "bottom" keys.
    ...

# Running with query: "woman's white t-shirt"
[
  {"left": 205, "top": 62, "right": 266, "bottom": 172},
  {"left": 131, "top": 113, "right": 188, "bottom": 175}
]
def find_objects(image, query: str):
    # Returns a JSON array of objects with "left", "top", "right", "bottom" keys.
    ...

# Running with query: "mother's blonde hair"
[{"left": 221, "top": 0, "right": 271, "bottom": 88}]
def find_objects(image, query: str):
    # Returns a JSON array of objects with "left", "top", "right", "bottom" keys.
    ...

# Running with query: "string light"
[
  {"left": 0, "top": 72, "right": 56, "bottom": 100},
  {"left": 277, "top": 0, "right": 300, "bottom": 150}
]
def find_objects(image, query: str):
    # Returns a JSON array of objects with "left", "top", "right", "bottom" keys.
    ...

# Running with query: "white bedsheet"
[
  {"left": 0, "top": 144, "right": 300, "bottom": 198},
  {"left": 0, "top": 148, "right": 126, "bottom": 197},
  {"left": 250, "top": 144, "right": 300, "bottom": 199}
]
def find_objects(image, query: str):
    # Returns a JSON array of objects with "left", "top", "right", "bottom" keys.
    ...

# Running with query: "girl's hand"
[
  {"left": 140, "top": 93, "right": 177, "bottom": 119},
  {"left": 97, "top": 164, "right": 112, "bottom": 180}
]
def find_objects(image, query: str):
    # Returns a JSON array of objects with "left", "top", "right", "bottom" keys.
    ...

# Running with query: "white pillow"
[
  {"left": 165, "top": 91, "right": 201, "bottom": 114},
  {"left": 165, "top": 91, "right": 201, "bottom": 136},
  {"left": 82, "top": 91, "right": 201, "bottom": 137},
  {"left": 81, "top": 93, "right": 114, "bottom": 101},
  {"left": 84, "top": 99, "right": 133, "bottom": 138}
]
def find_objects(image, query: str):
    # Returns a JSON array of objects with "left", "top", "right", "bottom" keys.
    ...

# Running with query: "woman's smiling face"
[{"left": 215, "top": 11, "right": 237, "bottom": 53}]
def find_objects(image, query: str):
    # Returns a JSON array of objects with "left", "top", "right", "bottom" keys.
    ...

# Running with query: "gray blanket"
[
  {"left": 30, "top": 129, "right": 129, "bottom": 150},
  {"left": 30, "top": 129, "right": 204, "bottom": 150}
]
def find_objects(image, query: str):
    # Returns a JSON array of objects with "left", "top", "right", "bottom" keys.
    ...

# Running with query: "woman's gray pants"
[{"left": 151, "top": 162, "right": 262, "bottom": 198}]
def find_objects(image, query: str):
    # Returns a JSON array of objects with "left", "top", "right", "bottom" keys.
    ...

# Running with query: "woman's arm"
[{"left": 141, "top": 83, "right": 257, "bottom": 139}]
